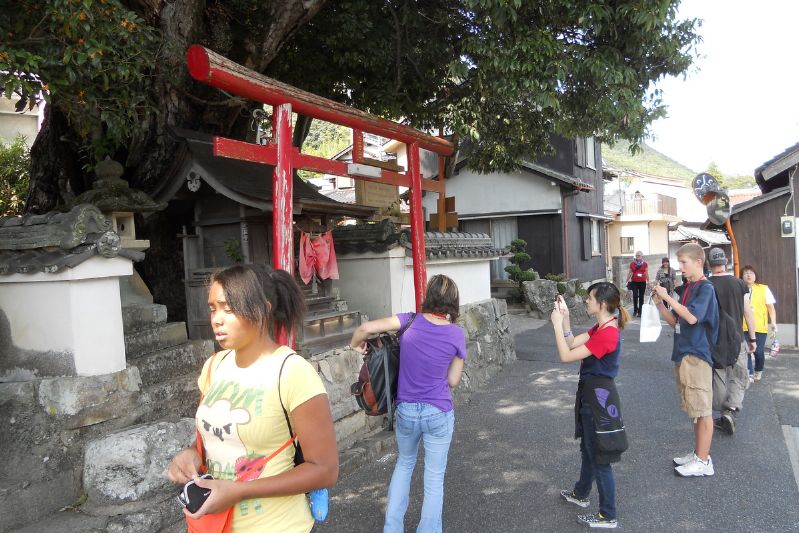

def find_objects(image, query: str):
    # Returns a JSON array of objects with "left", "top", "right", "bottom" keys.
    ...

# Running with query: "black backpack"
[
  {"left": 350, "top": 313, "right": 416, "bottom": 430},
  {"left": 704, "top": 280, "right": 742, "bottom": 369}
]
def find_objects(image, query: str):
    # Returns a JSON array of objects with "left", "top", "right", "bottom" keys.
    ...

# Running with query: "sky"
[{"left": 646, "top": 0, "right": 799, "bottom": 177}]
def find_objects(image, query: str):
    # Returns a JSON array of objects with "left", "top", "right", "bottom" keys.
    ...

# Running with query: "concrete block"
[
  {"left": 121, "top": 304, "right": 168, "bottom": 333},
  {"left": 83, "top": 420, "right": 195, "bottom": 508},
  {"left": 124, "top": 322, "right": 188, "bottom": 359},
  {"left": 37, "top": 368, "right": 142, "bottom": 428}
]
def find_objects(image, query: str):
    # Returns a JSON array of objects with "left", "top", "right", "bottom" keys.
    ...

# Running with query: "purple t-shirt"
[{"left": 396, "top": 312, "right": 468, "bottom": 412}]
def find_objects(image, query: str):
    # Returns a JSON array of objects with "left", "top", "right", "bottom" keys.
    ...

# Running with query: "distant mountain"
[{"left": 601, "top": 141, "right": 696, "bottom": 181}]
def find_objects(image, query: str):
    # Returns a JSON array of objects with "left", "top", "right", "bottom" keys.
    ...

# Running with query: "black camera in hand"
[{"left": 177, "top": 474, "right": 213, "bottom": 513}]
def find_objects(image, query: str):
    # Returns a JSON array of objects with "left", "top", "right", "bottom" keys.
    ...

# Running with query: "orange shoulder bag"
[{"left": 184, "top": 351, "right": 297, "bottom": 533}]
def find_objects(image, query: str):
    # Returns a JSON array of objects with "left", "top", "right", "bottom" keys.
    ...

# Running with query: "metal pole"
[
  {"left": 408, "top": 142, "right": 427, "bottom": 311},
  {"left": 273, "top": 103, "right": 293, "bottom": 344},
  {"left": 725, "top": 219, "right": 740, "bottom": 277}
]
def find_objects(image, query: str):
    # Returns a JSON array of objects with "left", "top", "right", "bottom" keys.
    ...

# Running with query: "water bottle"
[
  {"left": 309, "top": 488, "right": 329, "bottom": 521},
  {"left": 769, "top": 338, "right": 780, "bottom": 358}
]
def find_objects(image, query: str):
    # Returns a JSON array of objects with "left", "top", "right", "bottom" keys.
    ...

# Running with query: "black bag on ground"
[{"left": 350, "top": 313, "right": 416, "bottom": 429}]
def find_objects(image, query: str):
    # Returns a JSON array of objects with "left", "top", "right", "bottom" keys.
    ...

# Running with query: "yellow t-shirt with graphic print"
[{"left": 196, "top": 346, "right": 327, "bottom": 533}]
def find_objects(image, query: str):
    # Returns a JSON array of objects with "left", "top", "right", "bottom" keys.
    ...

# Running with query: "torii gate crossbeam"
[{"left": 186, "top": 45, "right": 454, "bottom": 322}]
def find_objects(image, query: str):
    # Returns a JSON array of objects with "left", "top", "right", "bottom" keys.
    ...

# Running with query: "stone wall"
[
  {"left": 1, "top": 299, "right": 515, "bottom": 532},
  {"left": 521, "top": 279, "right": 590, "bottom": 324}
]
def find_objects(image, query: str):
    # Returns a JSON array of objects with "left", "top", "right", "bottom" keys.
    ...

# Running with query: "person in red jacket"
[{"left": 626, "top": 251, "right": 648, "bottom": 317}]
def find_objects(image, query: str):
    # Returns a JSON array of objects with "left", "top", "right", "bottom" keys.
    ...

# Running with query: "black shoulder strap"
[
  {"left": 398, "top": 312, "right": 417, "bottom": 338},
  {"left": 277, "top": 352, "right": 297, "bottom": 439}
]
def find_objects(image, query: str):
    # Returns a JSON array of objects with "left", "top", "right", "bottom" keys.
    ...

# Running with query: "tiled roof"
[
  {"left": 669, "top": 225, "right": 730, "bottom": 246},
  {"left": 0, "top": 204, "right": 141, "bottom": 275}
]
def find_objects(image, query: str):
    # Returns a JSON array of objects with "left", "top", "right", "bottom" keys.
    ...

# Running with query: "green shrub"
[
  {"left": 544, "top": 272, "right": 567, "bottom": 282},
  {"left": 504, "top": 239, "right": 535, "bottom": 288},
  {"left": 0, "top": 135, "right": 31, "bottom": 217}
]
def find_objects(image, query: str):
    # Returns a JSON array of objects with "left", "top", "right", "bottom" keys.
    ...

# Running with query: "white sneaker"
[
  {"left": 672, "top": 451, "right": 695, "bottom": 466},
  {"left": 754, "top": 371, "right": 763, "bottom": 381},
  {"left": 674, "top": 454, "right": 714, "bottom": 477}
]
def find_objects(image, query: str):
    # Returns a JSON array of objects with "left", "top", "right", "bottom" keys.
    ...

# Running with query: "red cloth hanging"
[{"left": 299, "top": 231, "right": 339, "bottom": 284}]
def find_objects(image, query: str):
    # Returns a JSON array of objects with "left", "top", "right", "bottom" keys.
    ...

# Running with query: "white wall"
[
  {"left": 421, "top": 167, "right": 561, "bottom": 218},
  {"left": 334, "top": 248, "right": 493, "bottom": 320},
  {"left": 0, "top": 256, "right": 132, "bottom": 376}
]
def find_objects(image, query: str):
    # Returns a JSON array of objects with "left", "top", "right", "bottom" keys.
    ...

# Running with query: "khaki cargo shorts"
[{"left": 674, "top": 355, "right": 712, "bottom": 419}]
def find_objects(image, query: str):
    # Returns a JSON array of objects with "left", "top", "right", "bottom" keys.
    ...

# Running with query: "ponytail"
[
  {"left": 617, "top": 306, "right": 630, "bottom": 329},
  {"left": 265, "top": 269, "right": 307, "bottom": 337}
]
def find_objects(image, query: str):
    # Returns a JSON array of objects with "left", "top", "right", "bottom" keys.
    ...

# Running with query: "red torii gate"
[{"left": 186, "top": 45, "right": 454, "bottom": 320}]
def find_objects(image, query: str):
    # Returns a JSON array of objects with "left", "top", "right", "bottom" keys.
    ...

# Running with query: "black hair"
[
  {"left": 586, "top": 281, "right": 629, "bottom": 329},
  {"left": 209, "top": 264, "right": 306, "bottom": 339},
  {"left": 421, "top": 274, "right": 460, "bottom": 322},
  {"left": 740, "top": 265, "right": 761, "bottom": 284}
]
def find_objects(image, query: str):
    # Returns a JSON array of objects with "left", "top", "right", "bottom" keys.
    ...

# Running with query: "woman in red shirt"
[{"left": 626, "top": 251, "right": 648, "bottom": 317}]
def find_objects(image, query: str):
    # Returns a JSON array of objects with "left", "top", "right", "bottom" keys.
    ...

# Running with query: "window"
[
  {"left": 575, "top": 137, "right": 596, "bottom": 169},
  {"left": 621, "top": 237, "right": 634, "bottom": 254},
  {"left": 591, "top": 219, "right": 601, "bottom": 255},
  {"left": 585, "top": 137, "right": 596, "bottom": 170}
]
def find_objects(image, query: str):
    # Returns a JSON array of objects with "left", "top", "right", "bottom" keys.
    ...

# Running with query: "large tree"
[
  {"left": 1, "top": 0, "right": 699, "bottom": 310},
  {"left": 2, "top": 0, "right": 700, "bottom": 209}
]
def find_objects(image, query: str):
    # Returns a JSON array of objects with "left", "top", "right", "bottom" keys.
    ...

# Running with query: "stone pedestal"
[{"left": 0, "top": 256, "right": 132, "bottom": 378}]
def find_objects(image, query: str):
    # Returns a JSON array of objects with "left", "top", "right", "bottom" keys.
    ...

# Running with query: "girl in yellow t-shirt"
[{"left": 168, "top": 265, "right": 338, "bottom": 532}]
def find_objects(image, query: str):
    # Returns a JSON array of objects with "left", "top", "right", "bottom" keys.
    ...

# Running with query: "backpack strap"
[
  {"left": 397, "top": 312, "right": 417, "bottom": 340},
  {"left": 278, "top": 352, "right": 301, "bottom": 461}
]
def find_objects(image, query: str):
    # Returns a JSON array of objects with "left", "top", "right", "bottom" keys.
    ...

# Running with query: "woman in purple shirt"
[{"left": 350, "top": 275, "right": 467, "bottom": 533}]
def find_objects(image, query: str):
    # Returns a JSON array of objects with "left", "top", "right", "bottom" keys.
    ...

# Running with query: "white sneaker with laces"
[
  {"left": 674, "top": 454, "right": 714, "bottom": 477},
  {"left": 672, "top": 451, "right": 695, "bottom": 466}
]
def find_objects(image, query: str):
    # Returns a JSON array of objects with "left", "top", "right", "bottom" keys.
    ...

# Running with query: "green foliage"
[
  {"left": 556, "top": 282, "right": 567, "bottom": 295},
  {"left": 0, "top": 135, "right": 31, "bottom": 216},
  {"left": 298, "top": 120, "right": 352, "bottom": 180},
  {"left": 705, "top": 162, "right": 756, "bottom": 189},
  {"left": 271, "top": 0, "right": 701, "bottom": 173},
  {"left": 303, "top": 120, "right": 352, "bottom": 159},
  {"left": 603, "top": 141, "right": 696, "bottom": 180},
  {"left": 0, "top": 0, "right": 160, "bottom": 160},
  {"left": 544, "top": 273, "right": 568, "bottom": 282},
  {"left": 576, "top": 286, "right": 589, "bottom": 298},
  {"left": 504, "top": 238, "right": 534, "bottom": 287},
  {"left": 225, "top": 240, "right": 243, "bottom": 263}
]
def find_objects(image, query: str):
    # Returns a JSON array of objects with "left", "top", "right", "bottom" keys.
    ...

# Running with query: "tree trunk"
[{"left": 24, "top": 0, "right": 326, "bottom": 319}]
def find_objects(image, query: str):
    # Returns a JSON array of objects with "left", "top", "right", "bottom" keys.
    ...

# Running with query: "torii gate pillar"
[{"left": 272, "top": 103, "right": 294, "bottom": 275}]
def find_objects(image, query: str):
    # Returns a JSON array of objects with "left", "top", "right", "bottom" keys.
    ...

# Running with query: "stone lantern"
[{"left": 71, "top": 157, "right": 164, "bottom": 304}]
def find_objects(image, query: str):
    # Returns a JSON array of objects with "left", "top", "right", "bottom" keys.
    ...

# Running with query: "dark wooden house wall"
[
  {"left": 537, "top": 135, "right": 575, "bottom": 175},
  {"left": 730, "top": 196, "right": 796, "bottom": 324},
  {"left": 517, "top": 214, "right": 564, "bottom": 276},
  {"left": 561, "top": 138, "right": 606, "bottom": 281}
]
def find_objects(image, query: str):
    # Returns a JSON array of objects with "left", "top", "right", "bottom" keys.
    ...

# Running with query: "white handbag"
[{"left": 639, "top": 297, "right": 662, "bottom": 343}]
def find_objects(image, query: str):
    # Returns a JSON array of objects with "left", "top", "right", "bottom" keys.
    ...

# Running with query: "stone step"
[
  {"left": 300, "top": 329, "right": 358, "bottom": 356},
  {"left": 125, "top": 322, "right": 189, "bottom": 359},
  {"left": 306, "top": 294, "right": 336, "bottom": 311},
  {"left": 122, "top": 303, "right": 168, "bottom": 333},
  {"left": 130, "top": 339, "right": 213, "bottom": 388},
  {"left": 141, "top": 374, "right": 203, "bottom": 421}
]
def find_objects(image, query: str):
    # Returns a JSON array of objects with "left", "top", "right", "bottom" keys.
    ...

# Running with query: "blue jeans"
[
  {"left": 384, "top": 402, "right": 455, "bottom": 533},
  {"left": 747, "top": 332, "right": 767, "bottom": 374},
  {"left": 574, "top": 407, "right": 617, "bottom": 520}
]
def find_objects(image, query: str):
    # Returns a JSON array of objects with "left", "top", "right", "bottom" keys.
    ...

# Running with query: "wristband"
[
  {"left": 564, "top": 330, "right": 573, "bottom": 338},
  {"left": 749, "top": 337, "right": 756, "bottom": 342}
]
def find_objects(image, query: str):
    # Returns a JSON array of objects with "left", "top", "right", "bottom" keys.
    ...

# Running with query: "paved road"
[{"left": 318, "top": 314, "right": 799, "bottom": 532}]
